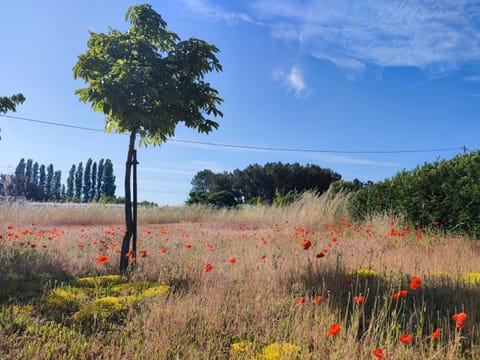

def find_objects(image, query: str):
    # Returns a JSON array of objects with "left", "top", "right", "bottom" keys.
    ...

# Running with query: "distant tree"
[
  {"left": 96, "top": 159, "right": 104, "bottom": 200},
  {"left": 14, "top": 158, "right": 26, "bottom": 195},
  {"left": 66, "top": 164, "right": 75, "bottom": 199},
  {"left": 91, "top": 161, "right": 97, "bottom": 201},
  {"left": 32, "top": 161, "right": 39, "bottom": 185},
  {"left": 207, "top": 191, "right": 236, "bottom": 208},
  {"left": 83, "top": 158, "right": 92, "bottom": 202},
  {"left": 75, "top": 162, "right": 83, "bottom": 201},
  {"left": 39, "top": 164, "right": 46, "bottom": 200},
  {"left": 185, "top": 191, "right": 209, "bottom": 205},
  {"left": 46, "top": 164, "right": 54, "bottom": 201},
  {"left": 73, "top": 3, "right": 223, "bottom": 273},
  {"left": 53, "top": 171, "right": 62, "bottom": 201},
  {"left": 25, "top": 159, "right": 33, "bottom": 185},
  {"left": 101, "top": 159, "right": 116, "bottom": 198},
  {"left": 61, "top": 184, "right": 66, "bottom": 200}
]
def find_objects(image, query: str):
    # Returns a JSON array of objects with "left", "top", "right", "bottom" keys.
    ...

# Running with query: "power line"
[{"left": 0, "top": 114, "right": 466, "bottom": 155}]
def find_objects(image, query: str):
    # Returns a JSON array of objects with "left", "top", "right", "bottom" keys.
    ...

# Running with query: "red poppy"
[
  {"left": 205, "top": 263, "right": 213, "bottom": 272},
  {"left": 229, "top": 257, "right": 236, "bottom": 264},
  {"left": 129, "top": 257, "right": 136, "bottom": 263},
  {"left": 353, "top": 295, "right": 364, "bottom": 304},
  {"left": 410, "top": 276, "right": 421, "bottom": 290},
  {"left": 452, "top": 312, "right": 467, "bottom": 322},
  {"left": 431, "top": 328, "right": 441, "bottom": 339},
  {"left": 313, "top": 295, "right": 323, "bottom": 304},
  {"left": 77, "top": 243, "right": 84, "bottom": 249},
  {"left": 302, "top": 239, "right": 312, "bottom": 250},
  {"left": 327, "top": 323, "right": 341, "bottom": 336},
  {"left": 125, "top": 250, "right": 134, "bottom": 258},
  {"left": 97, "top": 255, "right": 109, "bottom": 265},
  {"left": 316, "top": 252, "right": 325, "bottom": 258},
  {"left": 185, "top": 244, "right": 192, "bottom": 249},
  {"left": 159, "top": 248, "right": 167, "bottom": 255},
  {"left": 296, "top": 297, "right": 305, "bottom": 304},
  {"left": 392, "top": 290, "right": 408, "bottom": 301},
  {"left": 452, "top": 312, "right": 467, "bottom": 328},
  {"left": 372, "top": 348, "right": 386, "bottom": 360},
  {"left": 399, "top": 333, "right": 412, "bottom": 344}
]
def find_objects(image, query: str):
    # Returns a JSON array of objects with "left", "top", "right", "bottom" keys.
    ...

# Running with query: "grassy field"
[{"left": 0, "top": 193, "right": 479, "bottom": 359}]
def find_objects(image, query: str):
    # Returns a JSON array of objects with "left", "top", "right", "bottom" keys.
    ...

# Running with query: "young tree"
[
  {"left": 74, "top": 162, "right": 83, "bottom": 202},
  {"left": 83, "top": 158, "right": 92, "bottom": 202},
  {"left": 74, "top": 4, "right": 223, "bottom": 273},
  {"left": 96, "top": 159, "right": 104, "bottom": 200},
  {"left": 66, "top": 164, "right": 75, "bottom": 199}
]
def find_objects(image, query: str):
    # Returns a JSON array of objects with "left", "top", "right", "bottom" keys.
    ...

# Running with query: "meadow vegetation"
[{"left": 0, "top": 192, "right": 479, "bottom": 359}]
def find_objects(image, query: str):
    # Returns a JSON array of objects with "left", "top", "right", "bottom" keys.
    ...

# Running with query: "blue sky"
[{"left": 1, "top": 0, "right": 480, "bottom": 205}]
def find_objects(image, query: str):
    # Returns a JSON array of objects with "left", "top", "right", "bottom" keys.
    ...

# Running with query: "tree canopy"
[{"left": 73, "top": 3, "right": 223, "bottom": 144}]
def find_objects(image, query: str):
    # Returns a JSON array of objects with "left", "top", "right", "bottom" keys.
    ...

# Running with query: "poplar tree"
[
  {"left": 101, "top": 159, "right": 116, "bottom": 198},
  {"left": 25, "top": 159, "right": 33, "bottom": 185},
  {"left": 53, "top": 171, "right": 62, "bottom": 201},
  {"left": 39, "top": 165, "right": 46, "bottom": 200},
  {"left": 46, "top": 164, "right": 54, "bottom": 201},
  {"left": 91, "top": 161, "right": 97, "bottom": 202},
  {"left": 75, "top": 162, "right": 83, "bottom": 201},
  {"left": 74, "top": 4, "right": 223, "bottom": 273},
  {"left": 83, "top": 158, "right": 92, "bottom": 202},
  {"left": 32, "top": 162, "right": 39, "bottom": 185},
  {"left": 96, "top": 159, "right": 104, "bottom": 200},
  {"left": 66, "top": 164, "right": 75, "bottom": 199}
]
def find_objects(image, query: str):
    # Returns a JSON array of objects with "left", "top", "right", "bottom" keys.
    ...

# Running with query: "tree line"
[
  {"left": 0, "top": 158, "right": 116, "bottom": 202},
  {"left": 334, "top": 150, "right": 480, "bottom": 239},
  {"left": 187, "top": 162, "right": 341, "bottom": 207}
]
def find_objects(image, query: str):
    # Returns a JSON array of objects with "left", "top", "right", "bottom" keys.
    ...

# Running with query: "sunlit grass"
[{"left": 0, "top": 193, "right": 479, "bottom": 359}]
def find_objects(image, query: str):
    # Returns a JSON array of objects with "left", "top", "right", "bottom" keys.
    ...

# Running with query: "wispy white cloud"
[
  {"left": 173, "top": 0, "right": 259, "bottom": 24},
  {"left": 179, "top": 0, "right": 480, "bottom": 76},
  {"left": 465, "top": 75, "right": 480, "bottom": 82},
  {"left": 273, "top": 65, "right": 307, "bottom": 95},
  {"left": 252, "top": 0, "right": 480, "bottom": 74}
]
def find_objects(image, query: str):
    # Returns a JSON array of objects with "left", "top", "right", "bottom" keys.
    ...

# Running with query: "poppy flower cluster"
[
  {"left": 452, "top": 312, "right": 467, "bottom": 329},
  {"left": 409, "top": 276, "right": 421, "bottom": 290}
]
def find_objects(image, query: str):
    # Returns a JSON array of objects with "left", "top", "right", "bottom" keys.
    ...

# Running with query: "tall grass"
[{"left": 0, "top": 193, "right": 478, "bottom": 359}]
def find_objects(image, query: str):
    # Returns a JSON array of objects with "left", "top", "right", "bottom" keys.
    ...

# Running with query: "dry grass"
[{"left": 0, "top": 193, "right": 479, "bottom": 359}]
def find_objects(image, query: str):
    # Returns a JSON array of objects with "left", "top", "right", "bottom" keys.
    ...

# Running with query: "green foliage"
[
  {"left": 73, "top": 3, "right": 223, "bottom": 145},
  {"left": 272, "top": 190, "right": 301, "bottom": 207},
  {"left": 188, "top": 162, "right": 341, "bottom": 205},
  {"left": 207, "top": 190, "right": 237, "bottom": 208},
  {"left": 0, "top": 93, "right": 25, "bottom": 114},
  {"left": 349, "top": 151, "right": 480, "bottom": 238}
]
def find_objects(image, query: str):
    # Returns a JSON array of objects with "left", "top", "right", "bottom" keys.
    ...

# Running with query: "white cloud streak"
[{"left": 178, "top": 0, "right": 480, "bottom": 75}]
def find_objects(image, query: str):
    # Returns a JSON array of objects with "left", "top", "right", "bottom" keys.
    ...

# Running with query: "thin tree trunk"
[
  {"left": 120, "top": 130, "right": 136, "bottom": 274},
  {"left": 132, "top": 149, "right": 138, "bottom": 264}
]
